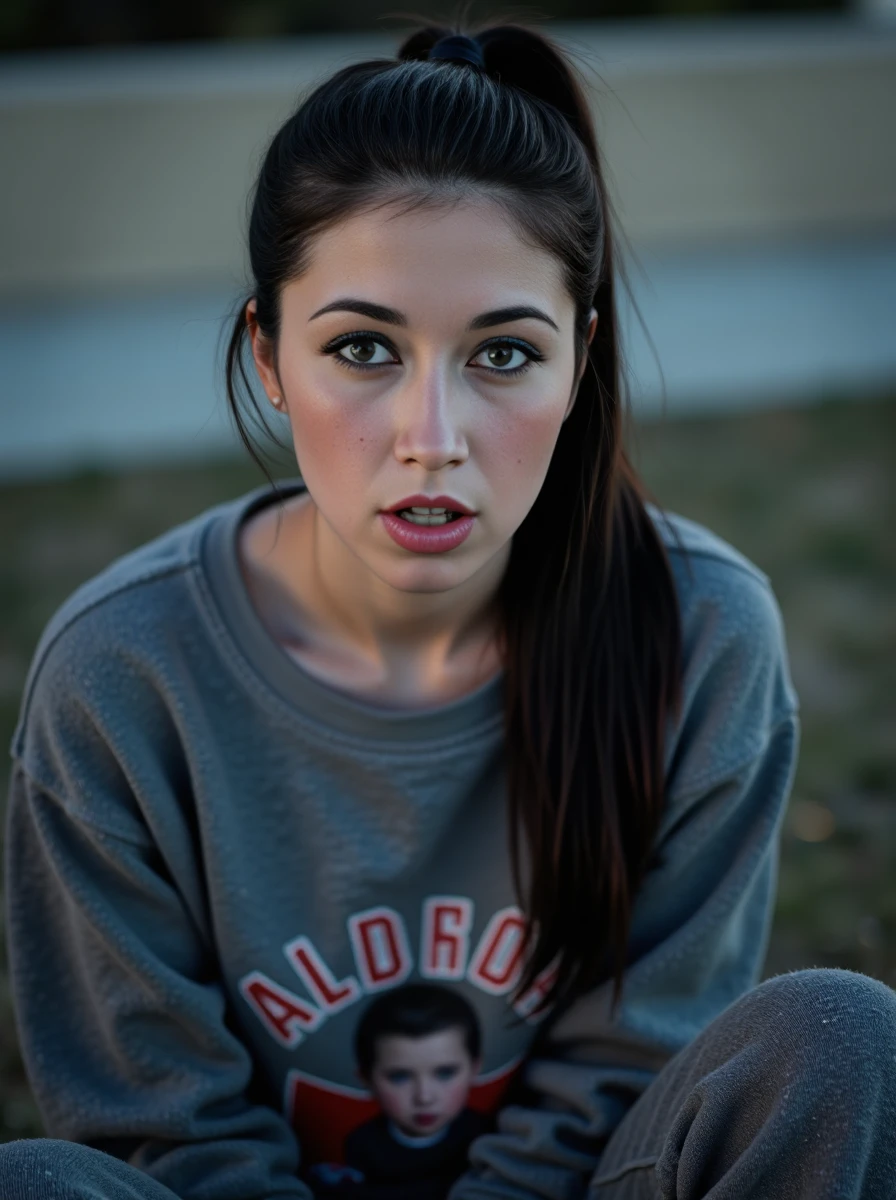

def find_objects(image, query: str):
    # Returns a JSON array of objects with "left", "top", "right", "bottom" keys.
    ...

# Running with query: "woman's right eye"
[
  {"left": 384, "top": 1069, "right": 412, "bottom": 1084},
  {"left": 325, "top": 334, "right": 398, "bottom": 372}
]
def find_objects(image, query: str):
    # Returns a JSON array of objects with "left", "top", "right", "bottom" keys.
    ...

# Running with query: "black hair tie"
[{"left": 429, "top": 33, "right": 486, "bottom": 70}]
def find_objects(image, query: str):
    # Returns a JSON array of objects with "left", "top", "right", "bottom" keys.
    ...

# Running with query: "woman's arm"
[
  {"left": 449, "top": 560, "right": 801, "bottom": 1200},
  {"left": 5, "top": 631, "right": 315, "bottom": 1200},
  {"left": 5, "top": 759, "right": 313, "bottom": 1200}
]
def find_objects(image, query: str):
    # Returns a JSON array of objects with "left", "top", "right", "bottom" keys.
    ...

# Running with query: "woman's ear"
[
  {"left": 246, "top": 299, "right": 282, "bottom": 406},
  {"left": 580, "top": 307, "right": 599, "bottom": 376},
  {"left": 563, "top": 309, "right": 598, "bottom": 423}
]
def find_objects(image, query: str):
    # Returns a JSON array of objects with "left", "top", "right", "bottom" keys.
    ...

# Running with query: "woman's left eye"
[
  {"left": 471, "top": 342, "right": 539, "bottom": 377},
  {"left": 322, "top": 334, "right": 542, "bottom": 378}
]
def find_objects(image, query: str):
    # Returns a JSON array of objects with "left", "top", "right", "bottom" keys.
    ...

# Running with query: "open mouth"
[
  {"left": 393, "top": 508, "right": 465, "bottom": 527},
  {"left": 379, "top": 509, "right": 476, "bottom": 553}
]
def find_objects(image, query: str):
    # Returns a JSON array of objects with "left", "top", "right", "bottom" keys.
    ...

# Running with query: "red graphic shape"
[
  {"left": 513, "top": 959, "right": 559, "bottom": 1022},
  {"left": 468, "top": 908, "right": 526, "bottom": 994},
  {"left": 421, "top": 897, "right": 473, "bottom": 980},
  {"left": 286, "top": 1058, "right": 523, "bottom": 1166},
  {"left": 240, "top": 971, "right": 321, "bottom": 1047},
  {"left": 348, "top": 907, "right": 412, "bottom": 991},
  {"left": 284, "top": 936, "right": 361, "bottom": 1014}
]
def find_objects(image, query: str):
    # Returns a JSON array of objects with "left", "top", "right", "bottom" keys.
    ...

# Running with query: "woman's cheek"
[
  {"left": 482, "top": 400, "right": 568, "bottom": 506},
  {"left": 286, "top": 392, "right": 378, "bottom": 515},
  {"left": 287, "top": 386, "right": 358, "bottom": 468}
]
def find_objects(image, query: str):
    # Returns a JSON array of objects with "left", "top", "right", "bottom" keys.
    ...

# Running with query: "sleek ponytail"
[{"left": 224, "top": 16, "right": 682, "bottom": 1020}]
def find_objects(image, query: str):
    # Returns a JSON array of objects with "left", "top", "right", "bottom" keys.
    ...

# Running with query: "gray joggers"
[
  {"left": 589, "top": 967, "right": 896, "bottom": 1198},
  {"left": 1, "top": 967, "right": 895, "bottom": 1199}
]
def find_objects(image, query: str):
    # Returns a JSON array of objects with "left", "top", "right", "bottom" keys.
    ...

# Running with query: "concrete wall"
[
  {"left": 1, "top": 15, "right": 895, "bottom": 478},
  {"left": 2, "top": 14, "right": 895, "bottom": 297}
]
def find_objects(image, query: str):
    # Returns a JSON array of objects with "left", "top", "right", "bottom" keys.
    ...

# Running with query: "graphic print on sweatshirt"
[{"left": 237, "top": 896, "right": 557, "bottom": 1171}]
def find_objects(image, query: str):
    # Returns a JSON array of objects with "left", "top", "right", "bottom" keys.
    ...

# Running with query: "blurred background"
[{"left": 1, "top": 0, "right": 895, "bottom": 1142}]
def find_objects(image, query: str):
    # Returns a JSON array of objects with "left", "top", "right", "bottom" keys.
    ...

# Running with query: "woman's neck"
[{"left": 237, "top": 489, "right": 506, "bottom": 709}]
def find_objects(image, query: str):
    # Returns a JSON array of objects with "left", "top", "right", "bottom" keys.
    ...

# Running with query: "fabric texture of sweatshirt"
[{"left": 4, "top": 479, "right": 800, "bottom": 1200}]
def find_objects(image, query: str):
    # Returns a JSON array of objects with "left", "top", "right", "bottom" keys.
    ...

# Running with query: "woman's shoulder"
[
  {"left": 646, "top": 503, "right": 770, "bottom": 593},
  {"left": 10, "top": 491, "right": 249, "bottom": 766},
  {"left": 645, "top": 505, "right": 800, "bottom": 791},
  {"left": 646, "top": 503, "right": 784, "bottom": 653}
]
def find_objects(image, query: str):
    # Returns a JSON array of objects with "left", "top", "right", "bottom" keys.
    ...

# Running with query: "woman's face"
[{"left": 249, "top": 197, "right": 597, "bottom": 600}]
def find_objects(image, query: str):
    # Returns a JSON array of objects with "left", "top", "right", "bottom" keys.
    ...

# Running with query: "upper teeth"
[{"left": 398, "top": 506, "right": 458, "bottom": 526}]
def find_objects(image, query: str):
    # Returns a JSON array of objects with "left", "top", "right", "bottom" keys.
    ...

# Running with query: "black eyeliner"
[{"left": 319, "top": 331, "right": 546, "bottom": 377}]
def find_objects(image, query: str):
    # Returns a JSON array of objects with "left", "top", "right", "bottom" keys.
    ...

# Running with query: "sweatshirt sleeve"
[
  {"left": 6, "top": 619, "right": 314, "bottom": 1200},
  {"left": 5, "top": 757, "right": 312, "bottom": 1200},
  {"left": 449, "top": 560, "right": 800, "bottom": 1200}
]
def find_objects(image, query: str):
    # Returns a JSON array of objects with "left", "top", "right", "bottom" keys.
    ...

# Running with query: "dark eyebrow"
[{"left": 308, "top": 298, "right": 559, "bottom": 334}]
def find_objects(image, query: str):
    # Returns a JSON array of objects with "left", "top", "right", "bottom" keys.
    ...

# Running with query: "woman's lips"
[
  {"left": 413, "top": 1113, "right": 439, "bottom": 1127},
  {"left": 380, "top": 511, "right": 475, "bottom": 553}
]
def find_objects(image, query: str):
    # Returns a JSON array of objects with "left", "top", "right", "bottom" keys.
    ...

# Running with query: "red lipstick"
[{"left": 379, "top": 494, "right": 476, "bottom": 554}]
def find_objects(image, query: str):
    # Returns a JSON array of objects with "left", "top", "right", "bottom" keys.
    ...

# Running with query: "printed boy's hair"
[{"left": 354, "top": 983, "right": 482, "bottom": 1078}]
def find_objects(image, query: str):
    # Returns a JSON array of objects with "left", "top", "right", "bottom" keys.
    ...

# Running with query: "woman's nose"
[{"left": 392, "top": 368, "right": 469, "bottom": 471}]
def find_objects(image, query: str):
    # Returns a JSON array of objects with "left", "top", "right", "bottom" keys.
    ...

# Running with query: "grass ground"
[{"left": 1, "top": 392, "right": 894, "bottom": 1140}]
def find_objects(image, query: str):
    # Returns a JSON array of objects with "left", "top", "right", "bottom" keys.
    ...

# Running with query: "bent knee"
[
  {"left": 752, "top": 966, "right": 896, "bottom": 1056},
  {"left": 0, "top": 1138, "right": 72, "bottom": 1190}
]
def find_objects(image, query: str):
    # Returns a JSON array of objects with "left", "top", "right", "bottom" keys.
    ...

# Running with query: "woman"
[{"left": 3, "top": 18, "right": 895, "bottom": 1200}]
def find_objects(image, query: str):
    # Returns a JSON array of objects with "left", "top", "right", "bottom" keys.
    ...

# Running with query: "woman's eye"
[
  {"left": 333, "top": 337, "right": 397, "bottom": 371},
  {"left": 323, "top": 333, "right": 542, "bottom": 378},
  {"left": 471, "top": 342, "right": 537, "bottom": 377},
  {"left": 434, "top": 1064, "right": 461, "bottom": 1081},
  {"left": 384, "top": 1069, "right": 412, "bottom": 1085}
]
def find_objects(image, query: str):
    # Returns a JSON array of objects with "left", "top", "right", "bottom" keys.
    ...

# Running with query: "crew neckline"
[
  {"left": 387, "top": 1118, "right": 450, "bottom": 1149},
  {"left": 199, "top": 478, "right": 506, "bottom": 745}
]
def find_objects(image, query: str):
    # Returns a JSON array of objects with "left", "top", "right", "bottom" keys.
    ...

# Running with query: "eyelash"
[{"left": 321, "top": 332, "right": 545, "bottom": 379}]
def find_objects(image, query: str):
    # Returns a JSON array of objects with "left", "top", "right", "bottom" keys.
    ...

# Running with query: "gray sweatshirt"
[{"left": 5, "top": 480, "right": 800, "bottom": 1200}]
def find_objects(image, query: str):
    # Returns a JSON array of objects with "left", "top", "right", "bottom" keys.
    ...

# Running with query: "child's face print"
[{"left": 367, "top": 1028, "right": 481, "bottom": 1139}]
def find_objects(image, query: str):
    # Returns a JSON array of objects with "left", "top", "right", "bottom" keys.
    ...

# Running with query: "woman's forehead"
[{"left": 283, "top": 200, "right": 571, "bottom": 329}]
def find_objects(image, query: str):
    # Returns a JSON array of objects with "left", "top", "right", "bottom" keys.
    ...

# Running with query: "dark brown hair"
[{"left": 224, "top": 15, "right": 683, "bottom": 1020}]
